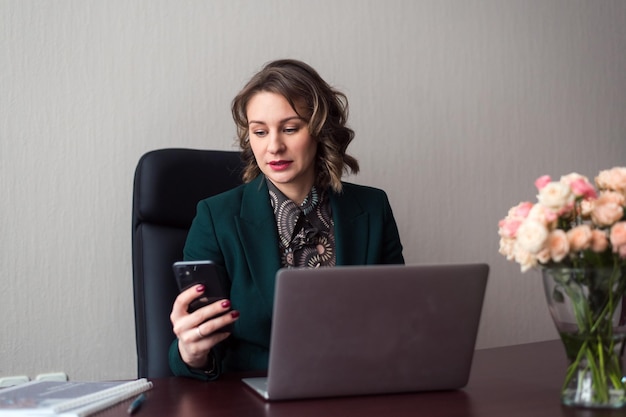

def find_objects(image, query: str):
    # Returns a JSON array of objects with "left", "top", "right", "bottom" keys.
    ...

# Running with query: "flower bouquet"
[{"left": 498, "top": 166, "right": 626, "bottom": 408}]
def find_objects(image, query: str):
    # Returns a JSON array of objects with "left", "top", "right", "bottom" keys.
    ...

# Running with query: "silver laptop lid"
[{"left": 262, "top": 263, "right": 489, "bottom": 400}]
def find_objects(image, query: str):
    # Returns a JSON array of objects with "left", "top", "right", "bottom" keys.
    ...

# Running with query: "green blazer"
[{"left": 169, "top": 175, "right": 404, "bottom": 379}]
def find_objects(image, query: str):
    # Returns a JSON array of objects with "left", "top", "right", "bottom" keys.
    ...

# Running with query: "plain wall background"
[{"left": 1, "top": 0, "right": 625, "bottom": 381}]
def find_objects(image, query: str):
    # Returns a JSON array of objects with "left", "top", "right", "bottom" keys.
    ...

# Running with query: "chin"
[{"left": 267, "top": 175, "right": 294, "bottom": 185}]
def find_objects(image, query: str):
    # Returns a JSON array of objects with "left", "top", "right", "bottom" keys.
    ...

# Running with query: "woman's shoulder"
[
  {"left": 200, "top": 182, "right": 246, "bottom": 204},
  {"left": 332, "top": 182, "right": 393, "bottom": 212},
  {"left": 197, "top": 176, "right": 264, "bottom": 208},
  {"left": 338, "top": 181, "right": 389, "bottom": 198}
]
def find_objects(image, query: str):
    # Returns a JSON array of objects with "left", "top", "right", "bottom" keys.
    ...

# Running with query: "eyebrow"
[{"left": 248, "top": 116, "right": 304, "bottom": 126}]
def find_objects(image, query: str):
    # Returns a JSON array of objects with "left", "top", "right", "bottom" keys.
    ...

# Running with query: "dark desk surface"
[{"left": 101, "top": 340, "right": 625, "bottom": 417}]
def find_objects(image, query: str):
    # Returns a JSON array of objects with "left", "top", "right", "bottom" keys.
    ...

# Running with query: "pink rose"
[
  {"left": 498, "top": 218, "right": 522, "bottom": 238},
  {"left": 590, "top": 229, "right": 609, "bottom": 253},
  {"left": 591, "top": 191, "right": 625, "bottom": 227},
  {"left": 569, "top": 178, "right": 597, "bottom": 200},
  {"left": 547, "top": 230, "right": 569, "bottom": 262},
  {"left": 512, "top": 201, "right": 534, "bottom": 218},
  {"left": 535, "top": 175, "right": 552, "bottom": 191},
  {"left": 499, "top": 202, "right": 536, "bottom": 238},
  {"left": 567, "top": 225, "right": 592, "bottom": 252},
  {"left": 560, "top": 173, "right": 594, "bottom": 197}
]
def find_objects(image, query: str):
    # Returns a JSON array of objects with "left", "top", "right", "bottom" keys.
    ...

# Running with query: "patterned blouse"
[{"left": 266, "top": 179, "right": 336, "bottom": 268}]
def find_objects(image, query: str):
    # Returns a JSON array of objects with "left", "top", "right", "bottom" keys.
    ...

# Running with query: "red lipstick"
[{"left": 269, "top": 160, "right": 292, "bottom": 171}]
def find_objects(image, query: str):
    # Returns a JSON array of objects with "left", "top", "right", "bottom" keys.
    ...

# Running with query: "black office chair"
[{"left": 131, "top": 148, "right": 243, "bottom": 378}]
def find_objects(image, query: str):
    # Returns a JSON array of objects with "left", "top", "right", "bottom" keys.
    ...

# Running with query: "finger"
[
  {"left": 178, "top": 330, "right": 230, "bottom": 367},
  {"left": 194, "top": 299, "right": 232, "bottom": 323},
  {"left": 177, "top": 310, "right": 239, "bottom": 368},
  {"left": 170, "top": 284, "right": 206, "bottom": 321},
  {"left": 196, "top": 324, "right": 206, "bottom": 339},
  {"left": 171, "top": 298, "right": 233, "bottom": 338},
  {"left": 197, "top": 309, "right": 240, "bottom": 336}
]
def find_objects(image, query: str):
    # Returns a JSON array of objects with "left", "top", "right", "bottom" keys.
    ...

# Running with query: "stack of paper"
[{"left": 0, "top": 378, "right": 152, "bottom": 416}]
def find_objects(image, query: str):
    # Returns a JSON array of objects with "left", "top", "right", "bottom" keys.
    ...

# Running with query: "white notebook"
[{"left": 0, "top": 378, "right": 152, "bottom": 416}]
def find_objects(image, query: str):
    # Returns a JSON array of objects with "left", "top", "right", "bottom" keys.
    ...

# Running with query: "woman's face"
[{"left": 247, "top": 91, "right": 318, "bottom": 204}]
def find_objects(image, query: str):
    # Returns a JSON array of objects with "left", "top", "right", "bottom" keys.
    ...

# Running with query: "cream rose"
[
  {"left": 527, "top": 203, "right": 557, "bottom": 227},
  {"left": 560, "top": 172, "right": 587, "bottom": 183},
  {"left": 499, "top": 237, "right": 516, "bottom": 260},
  {"left": 537, "top": 182, "right": 574, "bottom": 212},
  {"left": 536, "top": 247, "right": 551, "bottom": 264},
  {"left": 516, "top": 219, "right": 549, "bottom": 254},
  {"left": 514, "top": 246, "right": 538, "bottom": 272}
]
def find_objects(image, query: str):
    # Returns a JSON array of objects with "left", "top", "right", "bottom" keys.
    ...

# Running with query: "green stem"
[{"left": 552, "top": 266, "right": 626, "bottom": 405}]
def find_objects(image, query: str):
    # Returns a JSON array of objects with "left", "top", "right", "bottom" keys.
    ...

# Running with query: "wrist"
[{"left": 191, "top": 351, "right": 217, "bottom": 377}]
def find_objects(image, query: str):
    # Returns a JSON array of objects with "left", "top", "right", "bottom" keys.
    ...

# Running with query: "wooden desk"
[{"left": 101, "top": 340, "right": 625, "bottom": 417}]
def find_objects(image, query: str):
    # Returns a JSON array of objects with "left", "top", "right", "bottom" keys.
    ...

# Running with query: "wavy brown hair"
[{"left": 231, "top": 59, "right": 359, "bottom": 193}]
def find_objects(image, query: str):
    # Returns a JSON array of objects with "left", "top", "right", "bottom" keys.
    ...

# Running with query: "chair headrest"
[{"left": 132, "top": 148, "right": 243, "bottom": 229}]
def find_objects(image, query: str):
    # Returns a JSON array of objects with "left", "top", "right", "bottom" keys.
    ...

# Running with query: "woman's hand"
[{"left": 170, "top": 284, "right": 240, "bottom": 369}]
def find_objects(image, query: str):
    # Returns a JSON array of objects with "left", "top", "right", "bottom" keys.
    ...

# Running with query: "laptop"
[{"left": 242, "top": 263, "right": 489, "bottom": 401}]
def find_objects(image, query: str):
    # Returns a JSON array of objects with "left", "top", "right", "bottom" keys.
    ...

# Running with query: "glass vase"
[{"left": 542, "top": 267, "right": 626, "bottom": 408}]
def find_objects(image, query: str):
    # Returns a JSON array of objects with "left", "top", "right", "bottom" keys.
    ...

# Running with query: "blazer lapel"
[
  {"left": 234, "top": 179, "right": 370, "bottom": 314},
  {"left": 330, "top": 187, "right": 369, "bottom": 265},
  {"left": 235, "top": 176, "right": 282, "bottom": 315}
]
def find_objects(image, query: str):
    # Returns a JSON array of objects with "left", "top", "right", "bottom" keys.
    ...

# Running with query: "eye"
[
  {"left": 283, "top": 126, "right": 300, "bottom": 134},
  {"left": 251, "top": 129, "right": 267, "bottom": 137}
]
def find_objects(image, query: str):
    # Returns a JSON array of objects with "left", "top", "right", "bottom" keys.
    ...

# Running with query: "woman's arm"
[{"left": 169, "top": 200, "right": 237, "bottom": 379}]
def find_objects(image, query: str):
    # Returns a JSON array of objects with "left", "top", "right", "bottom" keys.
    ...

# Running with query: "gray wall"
[{"left": 1, "top": 0, "right": 625, "bottom": 381}]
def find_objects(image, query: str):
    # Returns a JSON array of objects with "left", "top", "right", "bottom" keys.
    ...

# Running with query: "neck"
[{"left": 266, "top": 179, "right": 313, "bottom": 206}]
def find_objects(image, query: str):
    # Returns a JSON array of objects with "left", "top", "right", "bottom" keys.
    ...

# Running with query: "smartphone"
[{"left": 172, "top": 261, "right": 232, "bottom": 331}]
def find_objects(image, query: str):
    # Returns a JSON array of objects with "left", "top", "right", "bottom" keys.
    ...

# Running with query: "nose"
[{"left": 266, "top": 130, "right": 285, "bottom": 154}]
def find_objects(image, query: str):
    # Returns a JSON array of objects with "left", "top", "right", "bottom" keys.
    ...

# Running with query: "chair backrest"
[{"left": 132, "top": 148, "right": 243, "bottom": 378}]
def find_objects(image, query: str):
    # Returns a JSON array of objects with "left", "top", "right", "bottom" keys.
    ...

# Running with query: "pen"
[{"left": 127, "top": 393, "right": 146, "bottom": 415}]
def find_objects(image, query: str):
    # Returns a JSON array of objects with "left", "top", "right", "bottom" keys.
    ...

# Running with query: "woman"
[{"left": 169, "top": 59, "right": 404, "bottom": 380}]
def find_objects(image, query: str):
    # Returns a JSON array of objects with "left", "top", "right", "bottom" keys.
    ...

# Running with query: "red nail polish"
[
  {"left": 221, "top": 300, "right": 231, "bottom": 308},
  {"left": 196, "top": 285, "right": 205, "bottom": 292},
  {"left": 230, "top": 311, "right": 240, "bottom": 319}
]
